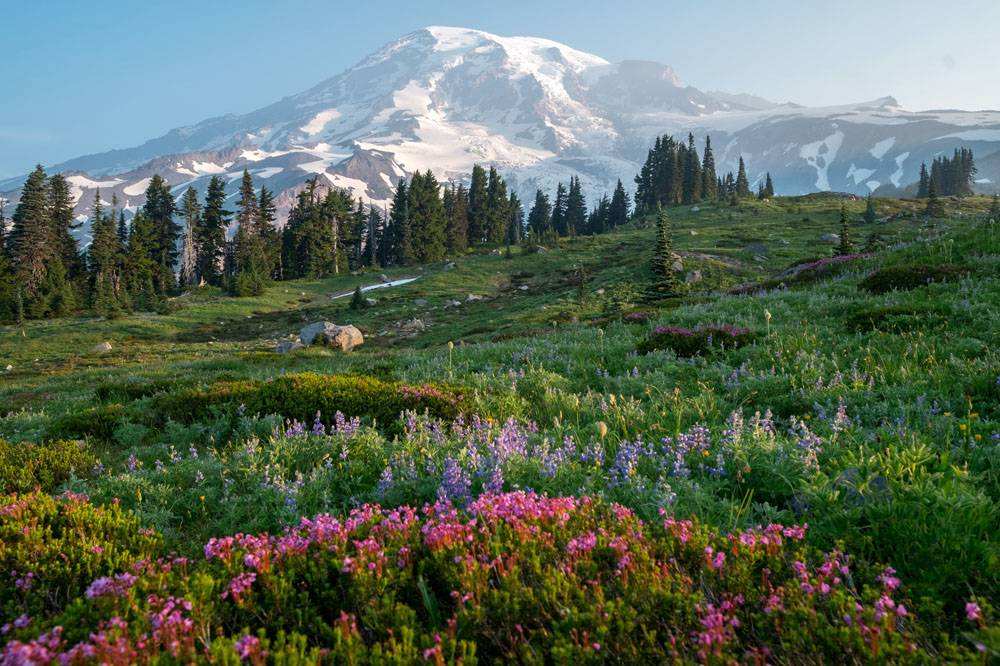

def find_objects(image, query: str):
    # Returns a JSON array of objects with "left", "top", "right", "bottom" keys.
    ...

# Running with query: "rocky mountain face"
[{"left": 3, "top": 26, "right": 999, "bottom": 246}]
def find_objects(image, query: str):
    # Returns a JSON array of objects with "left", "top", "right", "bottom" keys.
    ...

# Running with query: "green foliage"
[
  {"left": 349, "top": 285, "right": 366, "bottom": 311},
  {"left": 46, "top": 404, "right": 127, "bottom": 442},
  {"left": 858, "top": 263, "right": 968, "bottom": 294},
  {"left": 637, "top": 324, "right": 755, "bottom": 356},
  {"left": 0, "top": 439, "right": 96, "bottom": 493},
  {"left": 150, "top": 373, "right": 466, "bottom": 432},
  {"left": 0, "top": 491, "right": 161, "bottom": 628}
]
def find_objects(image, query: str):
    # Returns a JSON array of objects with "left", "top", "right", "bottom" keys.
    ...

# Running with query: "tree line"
[
  {"left": 633, "top": 133, "right": 773, "bottom": 214},
  {"left": 917, "top": 148, "right": 976, "bottom": 199}
]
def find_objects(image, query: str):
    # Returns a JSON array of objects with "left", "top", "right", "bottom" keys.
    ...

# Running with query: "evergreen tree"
[
  {"left": 650, "top": 205, "right": 681, "bottom": 297},
  {"left": 551, "top": 182, "right": 569, "bottom": 236},
  {"left": 87, "top": 192, "right": 122, "bottom": 316},
  {"left": 925, "top": 177, "right": 945, "bottom": 217},
  {"left": 229, "top": 172, "right": 269, "bottom": 296},
  {"left": 141, "top": 175, "right": 178, "bottom": 295},
  {"left": 527, "top": 189, "right": 552, "bottom": 239},
  {"left": 178, "top": 188, "right": 201, "bottom": 288},
  {"left": 48, "top": 174, "right": 84, "bottom": 285},
  {"left": 122, "top": 211, "right": 158, "bottom": 310},
  {"left": 199, "top": 176, "right": 229, "bottom": 286},
  {"left": 836, "top": 205, "right": 854, "bottom": 256},
  {"left": 8, "top": 166, "right": 70, "bottom": 317},
  {"left": 917, "top": 163, "right": 930, "bottom": 198},
  {"left": 384, "top": 179, "right": 409, "bottom": 266},
  {"left": 764, "top": 173, "right": 775, "bottom": 198},
  {"left": 349, "top": 285, "right": 366, "bottom": 310},
  {"left": 564, "top": 176, "right": 587, "bottom": 236},
  {"left": 682, "top": 133, "right": 702, "bottom": 204},
  {"left": 445, "top": 183, "right": 469, "bottom": 254},
  {"left": 608, "top": 179, "right": 630, "bottom": 228},
  {"left": 467, "top": 165, "right": 488, "bottom": 246},
  {"left": 507, "top": 191, "right": 524, "bottom": 244},
  {"left": 407, "top": 170, "right": 447, "bottom": 263},
  {"left": 863, "top": 193, "right": 877, "bottom": 224},
  {"left": 484, "top": 167, "right": 510, "bottom": 244},
  {"left": 735, "top": 157, "right": 750, "bottom": 198},
  {"left": 363, "top": 206, "right": 384, "bottom": 267},
  {"left": 701, "top": 136, "right": 718, "bottom": 201},
  {"left": 256, "top": 186, "right": 281, "bottom": 279}
]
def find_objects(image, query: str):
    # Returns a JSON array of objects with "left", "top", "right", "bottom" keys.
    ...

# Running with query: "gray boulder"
[
  {"left": 92, "top": 341, "right": 113, "bottom": 354},
  {"left": 300, "top": 321, "right": 333, "bottom": 345},
  {"left": 820, "top": 233, "right": 840, "bottom": 244},
  {"left": 320, "top": 324, "right": 364, "bottom": 352},
  {"left": 275, "top": 340, "right": 305, "bottom": 354}
]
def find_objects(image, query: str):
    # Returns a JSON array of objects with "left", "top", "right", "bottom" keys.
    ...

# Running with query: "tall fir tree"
[
  {"left": 141, "top": 175, "right": 178, "bottom": 295},
  {"left": 407, "top": 170, "right": 447, "bottom": 263},
  {"left": 527, "top": 189, "right": 552, "bottom": 239},
  {"left": 564, "top": 176, "right": 587, "bottom": 236},
  {"left": 682, "top": 133, "right": 702, "bottom": 204},
  {"left": 650, "top": 205, "right": 681, "bottom": 297},
  {"left": 384, "top": 179, "right": 410, "bottom": 266},
  {"left": 363, "top": 206, "right": 384, "bottom": 267},
  {"left": 256, "top": 186, "right": 281, "bottom": 279},
  {"left": 551, "top": 182, "right": 569, "bottom": 236},
  {"left": 87, "top": 191, "right": 122, "bottom": 316},
  {"left": 701, "top": 135, "right": 718, "bottom": 201},
  {"left": 483, "top": 167, "right": 510, "bottom": 244},
  {"left": 608, "top": 179, "right": 630, "bottom": 228},
  {"left": 924, "top": 177, "right": 945, "bottom": 217},
  {"left": 466, "top": 165, "right": 488, "bottom": 246},
  {"left": 763, "top": 173, "right": 775, "bottom": 198},
  {"left": 837, "top": 205, "right": 854, "bottom": 256},
  {"left": 507, "top": 191, "right": 524, "bottom": 244},
  {"left": 122, "top": 211, "right": 158, "bottom": 310},
  {"left": 445, "top": 183, "right": 469, "bottom": 254},
  {"left": 917, "top": 162, "right": 930, "bottom": 198},
  {"left": 199, "top": 176, "right": 229, "bottom": 286},
  {"left": 48, "top": 174, "right": 84, "bottom": 285},
  {"left": 735, "top": 157, "right": 750, "bottom": 198}
]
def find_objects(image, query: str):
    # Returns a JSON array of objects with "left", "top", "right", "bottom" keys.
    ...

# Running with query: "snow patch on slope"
[
  {"left": 799, "top": 130, "right": 844, "bottom": 191},
  {"left": 123, "top": 177, "right": 153, "bottom": 196},
  {"left": 301, "top": 109, "right": 342, "bottom": 135},
  {"left": 890, "top": 152, "right": 910, "bottom": 187},
  {"left": 869, "top": 137, "right": 895, "bottom": 159}
]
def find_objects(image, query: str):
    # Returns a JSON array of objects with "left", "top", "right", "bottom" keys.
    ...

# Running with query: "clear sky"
[{"left": 2, "top": 0, "right": 998, "bottom": 178}]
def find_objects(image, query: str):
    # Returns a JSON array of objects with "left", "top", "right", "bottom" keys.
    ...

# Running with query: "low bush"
[
  {"left": 730, "top": 253, "right": 870, "bottom": 295},
  {"left": 844, "top": 304, "right": 955, "bottom": 333},
  {"left": 46, "top": 403, "right": 126, "bottom": 441},
  {"left": 859, "top": 263, "right": 969, "bottom": 294},
  {"left": 0, "top": 491, "right": 161, "bottom": 630},
  {"left": 150, "top": 372, "right": 467, "bottom": 431},
  {"left": 0, "top": 439, "right": 97, "bottom": 493},
  {"left": 638, "top": 324, "right": 755, "bottom": 356},
  {"left": 2, "top": 492, "right": 991, "bottom": 662}
]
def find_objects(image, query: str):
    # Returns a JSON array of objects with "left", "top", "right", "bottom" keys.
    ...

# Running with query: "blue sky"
[{"left": 2, "top": 0, "right": 998, "bottom": 178}]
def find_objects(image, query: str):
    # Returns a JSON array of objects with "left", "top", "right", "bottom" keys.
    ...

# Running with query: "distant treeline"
[
  {"left": 917, "top": 148, "right": 976, "bottom": 198},
  {"left": 634, "top": 133, "right": 774, "bottom": 214}
]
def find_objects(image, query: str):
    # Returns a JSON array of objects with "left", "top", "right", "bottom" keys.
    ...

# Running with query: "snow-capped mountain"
[{"left": 4, "top": 25, "right": 1000, "bottom": 245}]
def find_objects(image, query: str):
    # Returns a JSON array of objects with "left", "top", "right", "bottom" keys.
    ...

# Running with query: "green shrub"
[
  {"left": 93, "top": 377, "right": 193, "bottom": 402},
  {"left": 859, "top": 263, "right": 968, "bottom": 294},
  {"left": 844, "top": 304, "right": 955, "bottom": 333},
  {"left": 638, "top": 324, "right": 755, "bottom": 356},
  {"left": 151, "top": 373, "right": 467, "bottom": 431},
  {"left": 0, "top": 439, "right": 97, "bottom": 493},
  {"left": 46, "top": 403, "right": 127, "bottom": 441},
  {"left": 0, "top": 491, "right": 161, "bottom": 629}
]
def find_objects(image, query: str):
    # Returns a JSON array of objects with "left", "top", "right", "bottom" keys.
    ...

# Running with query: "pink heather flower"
[
  {"left": 966, "top": 601, "right": 983, "bottom": 622},
  {"left": 222, "top": 572, "right": 256, "bottom": 602},
  {"left": 705, "top": 546, "right": 725, "bottom": 571},
  {"left": 86, "top": 572, "right": 137, "bottom": 599},
  {"left": 234, "top": 634, "right": 262, "bottom": 661},
  {"left": 877, "top": 566, "right": 901, "bottom": 591}
]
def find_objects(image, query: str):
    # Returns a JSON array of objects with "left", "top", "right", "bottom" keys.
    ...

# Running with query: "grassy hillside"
[{"left": 2, "top": 195, "right": 998, "bottom": 661}]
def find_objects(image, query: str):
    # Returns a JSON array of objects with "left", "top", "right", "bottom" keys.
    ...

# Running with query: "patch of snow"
[
  {"left": 846, "top": 164, "right": 876, "bottom": 186},
  {"left": 866, "top": 180, "right": 881, "bottom": 191},
  {"left": 330, "top": 276, "right": 420, "bottom": 299},
  {"left": 975, "top": 177, "right": 993, "bottom": 184},
  {"left": 869, "top": 137, "right": 895, "bottom": 159},
  {"left": 123, "top": 177, "right": 153, "bottom": 196},
  {"left": 254, "top": 167, "right": 283, "bottom": 179},
  {"left": 301, "top": 109, "right": 342, "bottom": 135},
  {"left": 890, "top": 152, "right": 910, "bottom": 187},
  {"left": 799, "top": 130, "right": 844, "bottom": 190}
]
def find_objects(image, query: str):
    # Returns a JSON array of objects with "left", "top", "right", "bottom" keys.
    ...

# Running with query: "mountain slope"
[{"left": 3, "top": 26, "right": 1000, "bottom": 246}]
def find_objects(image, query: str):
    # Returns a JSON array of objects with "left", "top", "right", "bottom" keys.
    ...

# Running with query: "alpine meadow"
[{"left": 1, "top": 12, "right": 999, "bottom": 665}]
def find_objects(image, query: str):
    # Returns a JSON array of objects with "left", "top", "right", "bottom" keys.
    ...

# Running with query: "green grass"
[{"left": 2, "top": 194, "right": 998, "bottom": 646}]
